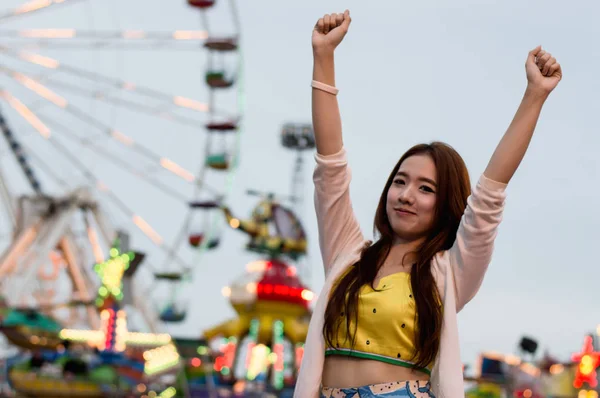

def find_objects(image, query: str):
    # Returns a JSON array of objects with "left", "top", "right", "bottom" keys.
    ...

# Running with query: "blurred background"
[{"left": 0, "top": 0, "right": 598, "bottom": 397}]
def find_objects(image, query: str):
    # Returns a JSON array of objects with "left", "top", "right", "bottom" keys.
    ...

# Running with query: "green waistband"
[{"left": 325, "top": 348, "right": 432, "bottom": 376}]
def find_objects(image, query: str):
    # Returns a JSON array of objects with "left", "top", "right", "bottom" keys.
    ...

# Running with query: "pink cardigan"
[{"left": 294, "top": 147, "right": 507, "bottom": 398}]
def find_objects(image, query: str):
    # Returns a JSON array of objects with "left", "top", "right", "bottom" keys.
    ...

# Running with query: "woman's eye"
[
  {"left": 420, "top": 186, "right": 435, "bottom": 193},
  {"left": 394, "top": 179, "right": 405, "bottom": 185}
]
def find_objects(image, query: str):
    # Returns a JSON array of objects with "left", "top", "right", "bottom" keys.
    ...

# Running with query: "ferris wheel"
[{"left": 0, "top": 0, "right": 243, "bottom": 332}]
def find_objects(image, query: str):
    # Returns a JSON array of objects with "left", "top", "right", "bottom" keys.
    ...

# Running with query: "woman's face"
[{"left": 386, "top": 154, "right": 438, "bottom": 243}]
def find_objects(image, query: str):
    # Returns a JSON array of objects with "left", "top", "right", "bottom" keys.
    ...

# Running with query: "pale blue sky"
[{"left": 0, "top": 0, "right": 599, "bottom": 369}]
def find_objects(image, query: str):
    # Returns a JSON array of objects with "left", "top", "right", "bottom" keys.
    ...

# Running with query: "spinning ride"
[{"left": 222, "top": 191, "right": 307, "bottom": 261}]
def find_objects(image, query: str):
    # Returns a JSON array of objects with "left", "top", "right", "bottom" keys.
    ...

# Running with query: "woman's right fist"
[{"left": 312, "top": 10, "right": 351, "bottom": 53}]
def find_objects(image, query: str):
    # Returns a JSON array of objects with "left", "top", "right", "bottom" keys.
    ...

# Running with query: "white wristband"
[{"left": 311, "top": 80, "right": 339, "bottom": 96}]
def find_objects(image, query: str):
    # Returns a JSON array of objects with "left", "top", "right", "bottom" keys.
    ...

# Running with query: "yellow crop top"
[{"left": 325, "top": 271, "right": 433, "bottom": 375}]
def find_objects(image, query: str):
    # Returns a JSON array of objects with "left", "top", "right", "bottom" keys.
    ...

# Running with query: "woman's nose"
[{"left": 398, "top": 187, "right": 414, "bottom": 204}]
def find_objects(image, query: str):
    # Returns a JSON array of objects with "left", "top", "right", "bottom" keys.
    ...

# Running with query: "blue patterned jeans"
[{"left": 320, "top": 380, "right": 435, "bottom": 398}]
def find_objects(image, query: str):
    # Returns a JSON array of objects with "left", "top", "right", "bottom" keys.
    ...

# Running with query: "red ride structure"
[{"left": 572, "top": 335, "right": 600, "bottom": 389}]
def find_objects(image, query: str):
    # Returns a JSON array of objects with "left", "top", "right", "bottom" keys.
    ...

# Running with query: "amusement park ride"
[
  {"left": 0, "top": 1, "right": 599, "bottom": 398},
  {"left": 463, "top": 333, "right": 600, "bottom": 398},
  {"left": 0, "top": 0, "right": 316, "bottom": 395},
  {"left": 6, "top": 237, "right": 180, "bottom": 397},
  {"left": 171, "top": 123, "right": 317, "bottom": 396},
  {"left": 0, "top": 0, "right": 245, "bottom": 329},
  {"left": 0, "top": 0, "right": 253, "bottom": 396}
]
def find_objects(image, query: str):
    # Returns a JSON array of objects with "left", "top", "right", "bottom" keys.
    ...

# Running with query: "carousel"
[
  {"left": 174, "top": 260, "right": 313, "bottom": 397},
  {"left": 203, "top": 258, "right": 312, "bottom": 390}
]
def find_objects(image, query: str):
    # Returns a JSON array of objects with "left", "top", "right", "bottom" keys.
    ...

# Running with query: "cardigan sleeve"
[
  {"left": 448, "top": 174, "right": 507, "bottom": 312},
  {"left": 313, "top": 147, "right": 365, "bottom": 277}
]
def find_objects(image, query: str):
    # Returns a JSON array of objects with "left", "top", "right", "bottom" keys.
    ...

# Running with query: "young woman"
[{"left": 294, "top": 10, "right": 562, "bottom": 398}]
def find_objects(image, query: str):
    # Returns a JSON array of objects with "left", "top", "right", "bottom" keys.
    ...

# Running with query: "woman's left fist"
[{"left": 526, "top": 46, "right": 562, "bottom": 94}]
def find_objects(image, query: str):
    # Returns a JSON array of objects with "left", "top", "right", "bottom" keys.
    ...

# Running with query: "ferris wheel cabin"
[{"left": 187, "top": 0, "right": 216, "bottom": 9}]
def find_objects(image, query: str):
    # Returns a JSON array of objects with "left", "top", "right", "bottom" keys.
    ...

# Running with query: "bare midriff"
[{"left": 322, "top": 355, "right": 430, "bottom": 389}]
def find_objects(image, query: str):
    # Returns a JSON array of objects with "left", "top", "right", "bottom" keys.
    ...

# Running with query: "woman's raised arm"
[
  {"left": 448, "top": 47, "right": 562, "bottom": 311},
  {"left": 310, "top": 11, "right": 364, "bottom": 275},
  {"left": 311, "top": 10, "right": 351, "bottom": 155},
  {"left": 484, "top": 46, "right": 562, "bottom": 184}
]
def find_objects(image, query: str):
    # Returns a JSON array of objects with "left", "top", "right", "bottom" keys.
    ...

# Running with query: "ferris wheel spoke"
[
  {"left": 0, "top": 106, "right": 45, "bottom": 194},
  {"left": 0, "top": 28, "right": 210, "bottom": 50},
  {"left": 1, "top": 91, "right": 192, "bottom": 271},
  {"left": 37, "top": 114, "right": 191, "bottom": 203},
  {"left": 160, "top": 208, "right": 194, "bottom": 271},
  {"left": 160, "top": 146, "right": 231, "bottom": 270},
  {"left": 0, "top": 29, "right": 208, "bottom": 41},
  {"left": 3, "top": 86, "right": 224, "bottom": 200},
  {"left": 26, "top": 97, "right": 54, "bottom": 114},
  {"left": 57, "top": 144, "right": 191, "bottom": 271},
  {"left": 37, "top": 78, "right": 209, "bottom": 128},
  {"left": 1, "top": 90, "right": 51, "bottom": 139},
  {"left": 13, "top": 138, "right": 70, "bottom": 190},
  {"left": 89, "top": 210, "right": 161, "bottom": 277},
  {"left": 228, "top": 0, "right": 242, "bottom": 37},
  {"left": 199, "top": 11, "right": 211, "bottom": 34},
  {"left": 0, "top": 41, "right": 212, "bottom": 51},
  {"left": 0, "top": 47, "right": 235, "bottom": 118},
  {"left": 0, "top": 0, "right": 86, "bottom": 22},
  {"left": 2, "top": 71, "right": 202, "bottom": 185},
  {"left": 1, "top": 0, "right": 246, "bottom": 326}
]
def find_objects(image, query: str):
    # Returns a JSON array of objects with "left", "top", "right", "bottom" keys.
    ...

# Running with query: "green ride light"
[
  {"left": 274, "top": 373, "right": 284, "bottom": 389},
  {"left": 249, "top": 319, "right": 259, "bottom": 336}
]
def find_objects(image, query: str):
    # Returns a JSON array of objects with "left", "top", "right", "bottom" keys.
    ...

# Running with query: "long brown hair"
[{"left": 323, "top": 142, "right": 472, "bottom": 369}]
